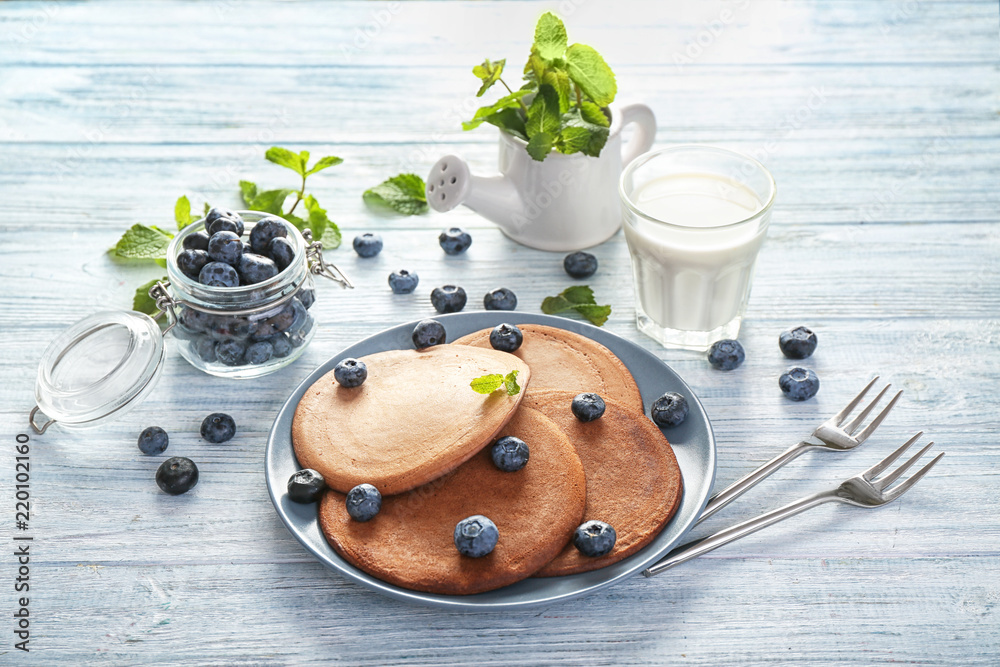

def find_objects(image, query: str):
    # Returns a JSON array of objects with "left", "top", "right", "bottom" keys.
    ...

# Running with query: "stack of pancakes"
[{"left": 292, "top": 324, "right": 683, "bottom": 595}]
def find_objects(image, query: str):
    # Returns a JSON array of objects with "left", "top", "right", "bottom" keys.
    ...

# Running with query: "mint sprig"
[
  {"left": 363, "top": 173, "right": 429, "bottom": 215},
  {"left": 541, "top": 285, "right": 611, "bottom": 327},
  {"left": 471, "top": 370, "right": 521, "bottom": 396},
  {"left": 133, "top": 276, "right": 167, "bottom": 316}
]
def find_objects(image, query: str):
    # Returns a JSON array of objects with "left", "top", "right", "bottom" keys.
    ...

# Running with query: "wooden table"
[{"left": 2, "top": 1, "right": 997, "bottom": 663}]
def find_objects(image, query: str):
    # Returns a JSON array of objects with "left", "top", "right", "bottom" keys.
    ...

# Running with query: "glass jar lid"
[{"left": 32, "top": 310, "right": 165, "bottom": 433}]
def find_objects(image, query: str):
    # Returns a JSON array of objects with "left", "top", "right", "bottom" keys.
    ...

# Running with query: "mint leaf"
[
  {"left": 265, "top": 146, "right": 307, "bottom": 176},
  {"left": 463, "top": 90, "right": 529, "bottom": 131},
  {"left": 541, "top": 285, "right": 611, "bottom": 326},
  {"left": 561, "top": 107, "right": 610, "bottom": 157},
  {"left": 133, "top": 276, "right": 166, "bottom": 316},
  {"left": 113, "top": 223, "right": 173, "bottom": 261},
  {"left": 240, "top": 180, "right": 259, "bottom": 204},
  {"left": 526, "top": 84, "right": 560, "bottom": 137},
  {"left": 579, "top": 100, "right": 610, "bottom": 127},
  {"left": 305, "top": 155, "right": 343, "bottom": 176},
  {"left": 562, "top": 285, "right": 595, "bottom": 304},
  {"left": 542, "top": 68, "right": 572, "bottom": 113},
  {"left": 526, "top": 131, "right": 554, "bottom": 161},
  {"left": 503, "top": 369, "right": 521, "bottom": 396},
  {"left": 174, "top": 196, "right": 193, "bottom": 229},
  {"left": 484, "top": 107, "right": 527, "bottom": 140},
  {"left": 303, "top": 195, "right": 342, "bottom": 249},
  {"left": 572, "top": 304, "right": 612, "bottom": 327},
  {"left": 249, "top": 188, "right": 294, "bottom": 215},
  {"left": 471, "top": 374, "right": 504, "bottom": 394},
  {"left": 363, "top": 173, "right": 429, "bottom": 215},
  {"left": 534, "top": 12, "right": 568, "bottom": 61},
  {"left": 472, "top": 58, "right": 506, "bottom": 97},
  {"left": 565, "top": 44, "right": 617, "bottom": 108}
]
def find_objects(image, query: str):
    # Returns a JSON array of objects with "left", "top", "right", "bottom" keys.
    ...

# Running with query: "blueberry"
[
  {"left": 571, "top": 392, "right": 606, "bottom": 422},
  {"left": 244, "top": 340, "right": 274, "bottom": 365},
  {"left": 206, "top": 207, "right": 244, "bottom": 235},
  {"left": 708, "top": 339, "right": 745, "bottom": 370},
  {"left": 207, "top": 216, "right": 240, "bottom": 237},
  {"left": 193, "top": 336, "right": 217, "bottom": 363},
  {"left": 238, "top": 253, "right": 279, "bottom": 285},
  {"left": 287, "top": 469, "right": 326, "bottom": 504},
  {"left": 453, "top": 515, "right": 499, "bottom": 558},
  {"left": 253, "top": 303, "right": 295, "bottom": 338},
  {"left": 271, "top": 334, "right": 292, "bottom": 358},
  {"left": 207, "top": 231, "right": 243, "bottom": 266},
  {"left": 288, "top": 330, "right": 308, "bottom": 348},
  {"left": 334, "top": 358, "right": 367, "bottom": 387},
  {"left": 779, "top": 326, "right": 818, "bottom": 359},
  {"left": 176, "top": 249, "right": 209, "bottom": 281},
  {"left": 297, "top": 287, "right": 316, "bottom": 310},
  {"left": 439, "top": 227, "right": 472, "bottom": 255},
  {"left": 572, "top": 520, "right": 616, "bottom": 557},
  {"left": 651, "top": 391, "right": 689, "bottom": 428},
  {"left": 268, "top": 237, "right": 295, "bottom": 271},
  {"left": 155, "top": 457, "right": 199, "bottom": 495},
  {"left": 779, "top": 367, "right": 820, "bottom": 401},
  {"left": 137, "top": 426, "right": 168, "bottom": 455},
  {"left": 388, "top": 269, "right": 418, "bottom": 294},
  {"left": 178, "top": 306, "right": 211, "bottom": 334},
  {"left": 563, "top": 251, "right": 598, "bottom": 279},
  {"left": 489, "top": 323, "right": 523, "bottom": 352},
  {"left": 215, "top": 338, "right": 247, "bottom": 366},
  {"left": 491, "top": 436, "right": 529, "bottom": 472},
  {"left": 353, "top": 232, "right": 383, "bottom": 258},
  {"left": 483, "top": 287, "right": 517, "bottom": 311},
  {"left": 250, "top": 217, "right": 287, "bottom": 254},
  {"left": 210, "top": 316, "right": 253, "bottom": 341},
  {"left": 345, "top": 483, "right": 382, "bottom": 522},
  {"left": 412, "top": 318, "right": 446, "bottom": 349},
  {"left": 199, "top": 261, "right": 240, "bottom": 287},
  {"left": 182, "top": 230, "right": 210, "bottom": 251},
  {"left": 430, "top": 285, "right": 467, "bottom": 313},
  {"left": 201, "top": 413, "right": 236, "bottom": 443}
]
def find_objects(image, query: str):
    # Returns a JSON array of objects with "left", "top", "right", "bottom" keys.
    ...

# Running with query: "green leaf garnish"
[
  {"left": 533, "top": 12, "right": 568, "bottom": 61},
  {"left": 471, "top": 370, "right": 521, "bottom": 396},
  {"left": 541, "top": 285, "right": 612, "bottom": 326},
  {"left": 363, "top": 173, "right": 429, "bottom": 215},
  {"left": 305, "top": 155, "right": 344, "bottom": 176},
  {"left": 265, "top": 146, "right": 308, "bottom": 176},
  {"left": 303, "top": 194, "right": 342, "bottom": 249},
  {"left": 174, "top": 196, "right": 193, "bottom": 229},
  {"left": 133, "top": 276, "right": 167, "bottom": 316},
  {"left": 472, "top": 58, "right": 506, "bottom": 97},
  {"left": 113, "top": 223, "right": 173, "bottom": 261},
  {"left": 503, "top": 369, "right": 520, "bottom": 396}
]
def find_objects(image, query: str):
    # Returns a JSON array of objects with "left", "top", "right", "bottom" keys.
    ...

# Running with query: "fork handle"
[
  {"left": 643, "top": 490, "right": 838, "bottom": 577},
  {"left": 695, "top": 441, "right": 818, "bottom": 525}
]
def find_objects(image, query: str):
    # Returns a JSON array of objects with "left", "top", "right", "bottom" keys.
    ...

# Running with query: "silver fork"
[
  {"left": 697, "top": 376, "right": 902, "bottom": 526},
  {"left": 644, "top": 433, "right": 942, "bottom": 576}
]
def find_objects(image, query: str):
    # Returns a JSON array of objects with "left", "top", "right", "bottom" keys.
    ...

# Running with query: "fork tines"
[
  {"left": 866, "top": 433, "right": 945, "bottom": 500},
  {"left": 836, "top": 376, "right": 903, "bottom": 444}
]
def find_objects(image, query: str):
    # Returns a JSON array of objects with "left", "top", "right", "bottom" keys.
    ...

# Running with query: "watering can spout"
[{"left": 426, "top": 155, "right": 523, "bottom": 234}]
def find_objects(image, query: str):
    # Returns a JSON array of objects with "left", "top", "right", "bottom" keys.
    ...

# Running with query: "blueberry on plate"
[
  {"left": 489, "top": 323, "right": 523, "bottom": 352},
  {"left": 206, "top": 207, "right": 244, "bottom": 235},
  {"left": 779, "top": 367, "right": 820, "bottom": 401},
  {"left": 573, "top": 520, "right": 616, "bottom": 557},
  {"left": 244, "top": 340, "right": 274, "bottom": 365},
  {"left": 199, "top": 261, "right": 239, "bottom": 288},
  {"left": 201, "top": 413, "right": 236, "bottom": 443},
  {"left": 779, "top": 326, "right": 818, "bottom": 359},
  {"left": 345, "top": 483, "right": 382, "bottom": 522},
  {"left": 439, "top": 227, "right": 472, "bottom": 255},
  {"left": 271, "top": 333, "right": 292, "bottom": 358},
  {"left": 297, "top": 287, "right": 316, "bottom": 310},
  {"left": 454, "top": 515, "right": 499, "bottom": 558},
  {"left": 155, "top": 457, "right": 199, "bottom": 495},
  {"left": 215, "top": 338, "right": 247, "bottom": 366},
  {"left": 483, "top": 287, "right": 517, "bottom": 311},
  {"left": 238, "top": 253, "right": 279, "bottom": 285},
  {"left": 651, "top": 391, "right": 689, "bottom": 428},
  {"left": 287, "top": 469, "right": 326, "bottom": 504},
  {"left": 430, "top": 285, "right": 467, "bottom": 314},
  {"left": 412, "top": 318, "right": 446, "bottom": 349},
  {"left": 708, "top": 339, "right": 745, "bottom": 370},
  {"left": 388, "top": 269, "right": 419, "bottom": 294},
  {"left": 491, "top": 436, "right": 529, "bottom": 472},
  {"left": 137, "top": 426, "right": 168, "bottom": 455},
  {"left": 182, "top": 230, "right": 211, "bottom": 251},
  {"left": 563, "top": 251, "right": 598, "bottom": 279},
  {"left": 353, "top": 232, "right": 383, "bottom": 258},
  {"left": 207, "top": 231, "right": 244, "bottom": 266},
  {"left": 177, "top": 249, "right": 210, "bottom": 281},
  {"left": 249, "top": 217, "right": 287, "bottom": 254},
  {"left": 267, "top": 237, "right": 295, "bottom": 271},
  {"left": 193, "top": 336, "right": 217, "bottom": 363},
  {"left": 334, "top": 358, "right": 367, "bottom": 387},
  {"left": 571, "top": 392, "right": 606, "bottom": 422}
]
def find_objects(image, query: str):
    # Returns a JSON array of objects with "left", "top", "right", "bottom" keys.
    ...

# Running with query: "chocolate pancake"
[
  {"left": 319, "top": 406, "right": 587, "bottom": 595},
  {"left": 293, "top": 345, "right": 530, "bottom": 496},
  {"left": 523, "top": 389, "right": 683, "bottom": 576},
  {"left": 453, "top": 324, "right": 643, "bottom": 410}
]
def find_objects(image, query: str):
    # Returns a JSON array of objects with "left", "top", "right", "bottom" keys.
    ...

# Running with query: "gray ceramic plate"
[{"left": 265, "top": 312, "right": 716, "bottom": 610}]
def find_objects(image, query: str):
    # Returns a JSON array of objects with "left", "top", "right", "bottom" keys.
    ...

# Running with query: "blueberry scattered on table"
[
  {"left": 439, "top": 227, "right": 472, "bottom": 255},
  {"left": 182, "top": 230, "right": 210, "bottom": 251},
  {"left": 708, "top": 339, "right": 745, "bottom": 370},
  {"left": 244, "top": 340, "right": 274, "bottom": 365},
  {"left": 238, "top": 253, "right": 279, "bottom": 285},
  {"left": 201, "top": 413, "right": 236, "bottom": 443},
  {"left": 483, "top": 287, "right": 517, "bottom": 311},
  {"left": 571, "top": 392, "right": 606, "bottom": 422},
  {"left": 215, "top": 338, "right": 247, "bottom": 366},
  {"left": 199, "top": 261, "right": 239, "bottom": 288},
  {"left": 287, "top": 469, "right": 326, "bottom": 504},
  {"left": 137, "top": 426, "right": 169, "bottom": 455},
  {"left": 779, "top": 326, "right": 818, "bottom": 359},
  {"left": 454, "top": 515, "right": 499, "bottom": 558},
  {"left": 267, "top": 237, "right": 296, "bottom": 272},
  {"left": 779, "top": 367, "right": 820, "bottom": 401},
  {"left": 651, "top": 392, "right": 689, "bottom": 428},
  {"left": 207, "top": 231, "right": 244, "bottom": 266},
  {"left": 345, "top": 483, "right": 382, "bottom": 522},
  {"left": 353, "top": 232, "right": 383, "bottom": 258},
  {"left": 491, "top": 436, "right": 529, "bottom": 472},
  {"left": 249, "top": 217, "right": 288, "bottom": 254},
  {"left": 489, "top": 323, "right": 523, "bottom": 352},
  {"left": 177, "top": 249, "right": 210, "bottom": 281},
  {"left": 334, "top": 358, "right": 368, "bottom": 388},
  {"left": 388, "top": 269, "right": 419, "bottom": 294},
  {"left": 412, "top": 319, "right": 446, "bottom": 349},
  {"left": 430, "top": 285, "right": 467, "bottom": 313},
  {"left": 563, "top": 251, "right": 598, "bottom": 279},
  {"left": 573, "top": 520, "right": 616, "bottom": 557},
  {"left": 155, "top": 457, "right": 199, "bottom": 495}
]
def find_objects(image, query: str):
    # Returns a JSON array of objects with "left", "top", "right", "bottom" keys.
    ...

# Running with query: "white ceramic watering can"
[{"left": 426, "top": 103, "right": 657, "bottom": 252}]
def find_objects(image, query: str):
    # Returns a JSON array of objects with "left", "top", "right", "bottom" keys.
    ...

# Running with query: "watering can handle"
[{"left": 618, "top": 103, "right": 657, "bottom": 166}]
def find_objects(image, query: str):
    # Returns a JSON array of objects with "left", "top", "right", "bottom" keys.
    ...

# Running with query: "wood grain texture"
[{"left": 0, "top": 0, "right": 997, "bottom": 664}]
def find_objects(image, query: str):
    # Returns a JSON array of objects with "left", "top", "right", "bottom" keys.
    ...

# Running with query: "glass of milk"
[{"left": 620, "top": 145, "right": 776, "bottom": 350}]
